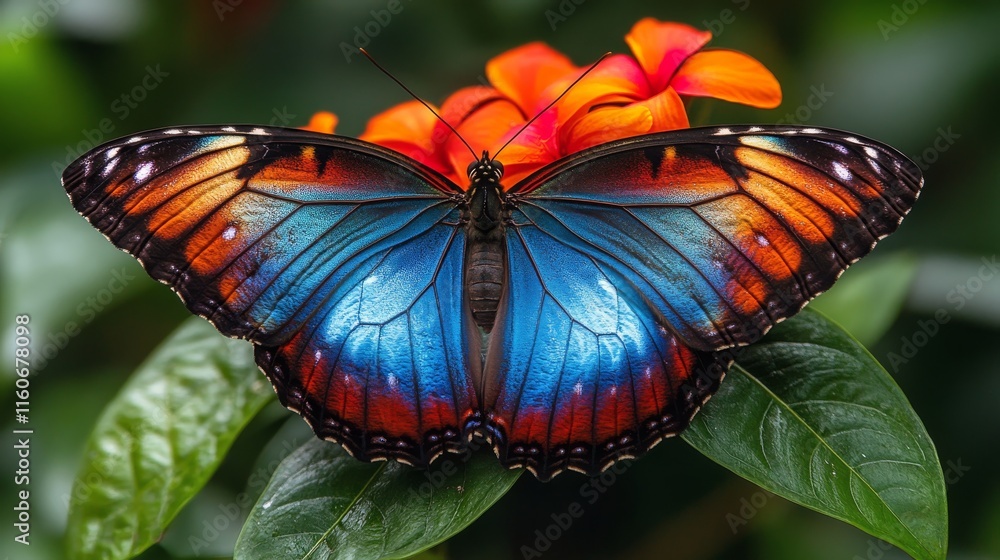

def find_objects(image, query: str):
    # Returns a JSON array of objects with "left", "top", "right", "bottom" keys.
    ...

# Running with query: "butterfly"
[{"left": 62, "top": 123, "right": 921, "bottom": 480}]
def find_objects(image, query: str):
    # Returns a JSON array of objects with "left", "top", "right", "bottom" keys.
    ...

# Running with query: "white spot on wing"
[
  {"left": 574, "top": 382, "right": 583, "bottom": 396},
  {"left": 714, "top": 127, "right": 733, "bottom": 135},
  {"left": 846, "top": 136, "right": 861, "bottom": 144},
  {"left": 127, "top": 136, "right": 144, "bottom": 144},
  {"left": 164, "top": 129, "right": 183, "bottom": 135},
  {"left": 864, "top": 146, "right": 879, "bottom": 158},
  {"left": 748, "top": 126, "right": 764, "bottom": 132},
  {"left": 388, "top": 375, "right": 398, "bottom": 388},
  {"left": 106, "top": 147, "right": 120, "bottom": 159},
  {"left": 250, "top": 127, "right": 269, "bottom": 135},
  {"left": 802, "top": 128, "right": 822, "bottom": 134},
  {"left": 134, "top": 161, "right": 154, "bottom": 182},
  {"left": 222, "top": 126, "right": 237, "bottom": 132},
  {"left": 222, "top": 226, "right": 237, "bottom": 240},
  {"left": 832, "top": 161, "right": 852, "bottom": 181},
  {"left": 756, "top": 234, "right": 770, "bottom": 246}
]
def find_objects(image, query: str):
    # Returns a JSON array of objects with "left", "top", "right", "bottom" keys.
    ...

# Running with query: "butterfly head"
[{"left": 467, "top": 151, "right": 504, "bottom": 185}]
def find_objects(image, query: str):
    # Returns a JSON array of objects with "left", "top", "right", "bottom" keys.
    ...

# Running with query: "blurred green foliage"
[{"left": 1, "top": 1, "right": 998, "bottom": 559}]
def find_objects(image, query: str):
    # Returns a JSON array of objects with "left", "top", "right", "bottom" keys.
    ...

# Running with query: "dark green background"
[{"left": 1, "top": 1, "right": 998, "bottom": 559}]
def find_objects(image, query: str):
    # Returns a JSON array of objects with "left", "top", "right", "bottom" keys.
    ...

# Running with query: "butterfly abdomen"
[
  {"left": 466, "top": 234, "right": 505, "bottom": 331},
  {"left": 463, "top": 158, "right": 509, "bottom": 331}
]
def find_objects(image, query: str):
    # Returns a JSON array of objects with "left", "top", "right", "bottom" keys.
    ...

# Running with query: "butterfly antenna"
[
  {"left": 491, "top": 51, "right": 612, "bottom": 162},
  {"left": 359, "top": 48, "right": 478, "bottom": 161}
]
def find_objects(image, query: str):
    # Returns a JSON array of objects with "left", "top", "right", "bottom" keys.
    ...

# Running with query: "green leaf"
[
  {"left": 683, "top": 308, "right": 947, "bottom": 560},
  {"left": 236, "top": 439, "right": 522, "bottom": 560},
  {"left": 809, "top": 253, "right": 919, "bottom": 346},
  {"left": 67, "top": 317, "right": 275, "bottom": 560},
  {"left": 403, "top": 547, "right": 449, "bottom": 560}
]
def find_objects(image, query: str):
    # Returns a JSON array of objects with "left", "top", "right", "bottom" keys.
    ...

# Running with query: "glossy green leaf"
[
  {"left": 683, "top": 308, "right": 947, "bottom": 560},
  {"left": 67, "top": 318, "right": 275, "bottom": 560},
  {"left": 809, "top": 253, "right": 919, "bottom": 346},
  {"left": 235, "top": 439, "right": 522, "bottom": 560}
]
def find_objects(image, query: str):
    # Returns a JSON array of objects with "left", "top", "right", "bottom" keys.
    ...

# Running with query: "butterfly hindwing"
[
  {"left": 62, "top": 126, "right": 482, "bottom": 465},
  {"left": 483, "top": 219, "right": 730, "bottom": 479},
  {"left": 255, "top": 217, "right": 482, "bottom": 464},
  {"left": 483, "top": 125, "right": 921, "bottom": 477}
]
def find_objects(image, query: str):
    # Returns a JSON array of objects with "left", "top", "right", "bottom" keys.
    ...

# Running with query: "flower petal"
[
  {"left": 563, "top": 104, "right": 653, "bottom": 152},
  {"left": 487, "top": 42, "right": 579, "bottom": 115},
  {"left": 302, "top": 111, "right": 338, "bottom": 134},
  {"left": 625, "top": 18, "right": 712, "bottom": 92},
  {"left": 497, "top": 109, "right": 567, "bottom": 183},
  {"left": 359, "top": 100, "right": 449, "bottom": 173},
  {"left": 360, "top": 100, "right": 437, "bottom": 146},
  {"left": 437, "top": 86, "right": 508, "bottom": 139},
  {"left": 431, "top": 86, "right": 512, "bottom": 179},
  {"left": 633, "top": 86, "right": 690, "bottom": 132},
  {"left": 672, "top": 49, "right": 782, "bottom": 108},
  {"left": 445, "top": 93, "right": 526, "bottom": 187},
  {"left": 556, "top": 54, "right": 650, "bottom": 124}
]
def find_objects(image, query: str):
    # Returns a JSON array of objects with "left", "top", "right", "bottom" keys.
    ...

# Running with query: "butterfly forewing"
[
  {"left": 62, "top": 126, "right": 482, "bottom": 466},
  {"left": 506, "top": 126, "right": 921, "bottom": 350}
]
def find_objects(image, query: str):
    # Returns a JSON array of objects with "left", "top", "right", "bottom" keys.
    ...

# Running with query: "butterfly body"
[
  {"left": 462, "top": 151, "right": 509, "bottom": 330},
  {"left": 62, "top": 124, "right": 921, "bottom": 479}
]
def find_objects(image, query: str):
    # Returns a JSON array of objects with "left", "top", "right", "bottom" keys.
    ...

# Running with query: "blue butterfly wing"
[
  {"left": 485, "top": 125, "right": 922, "bottom": 478},
  {"left": 484, "top": 219, "right": 729, "bottom": 479},
  {"left": 62, "top": 127, "right": 481, "bottom": 465}
]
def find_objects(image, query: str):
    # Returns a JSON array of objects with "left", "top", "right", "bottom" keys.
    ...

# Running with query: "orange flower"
[
  {"left": 360, "top": 99, "right": 452, "bottom": 176},
  {"left": 359, "top": 43, "right": 583, "bottom": 186},
  {"left": 560, "top": 18, "right": 782, "bottom": 151},
  {"left": 647, "top": 19, "right": 781, "bottom": 109},
  {"left": 306, "top": 17, "right": 782, "bottom": 186},
  {"left": 461, "top": 42, "right": 586, "bottom": 185},
  {"left": 358, "top": 85, "right": 526, "bottom": 185}
]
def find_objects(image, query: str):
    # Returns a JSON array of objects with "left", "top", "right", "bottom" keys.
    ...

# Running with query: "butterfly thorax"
[{"left": 463, "top": 152, "right": 508, "bottom": 331}]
